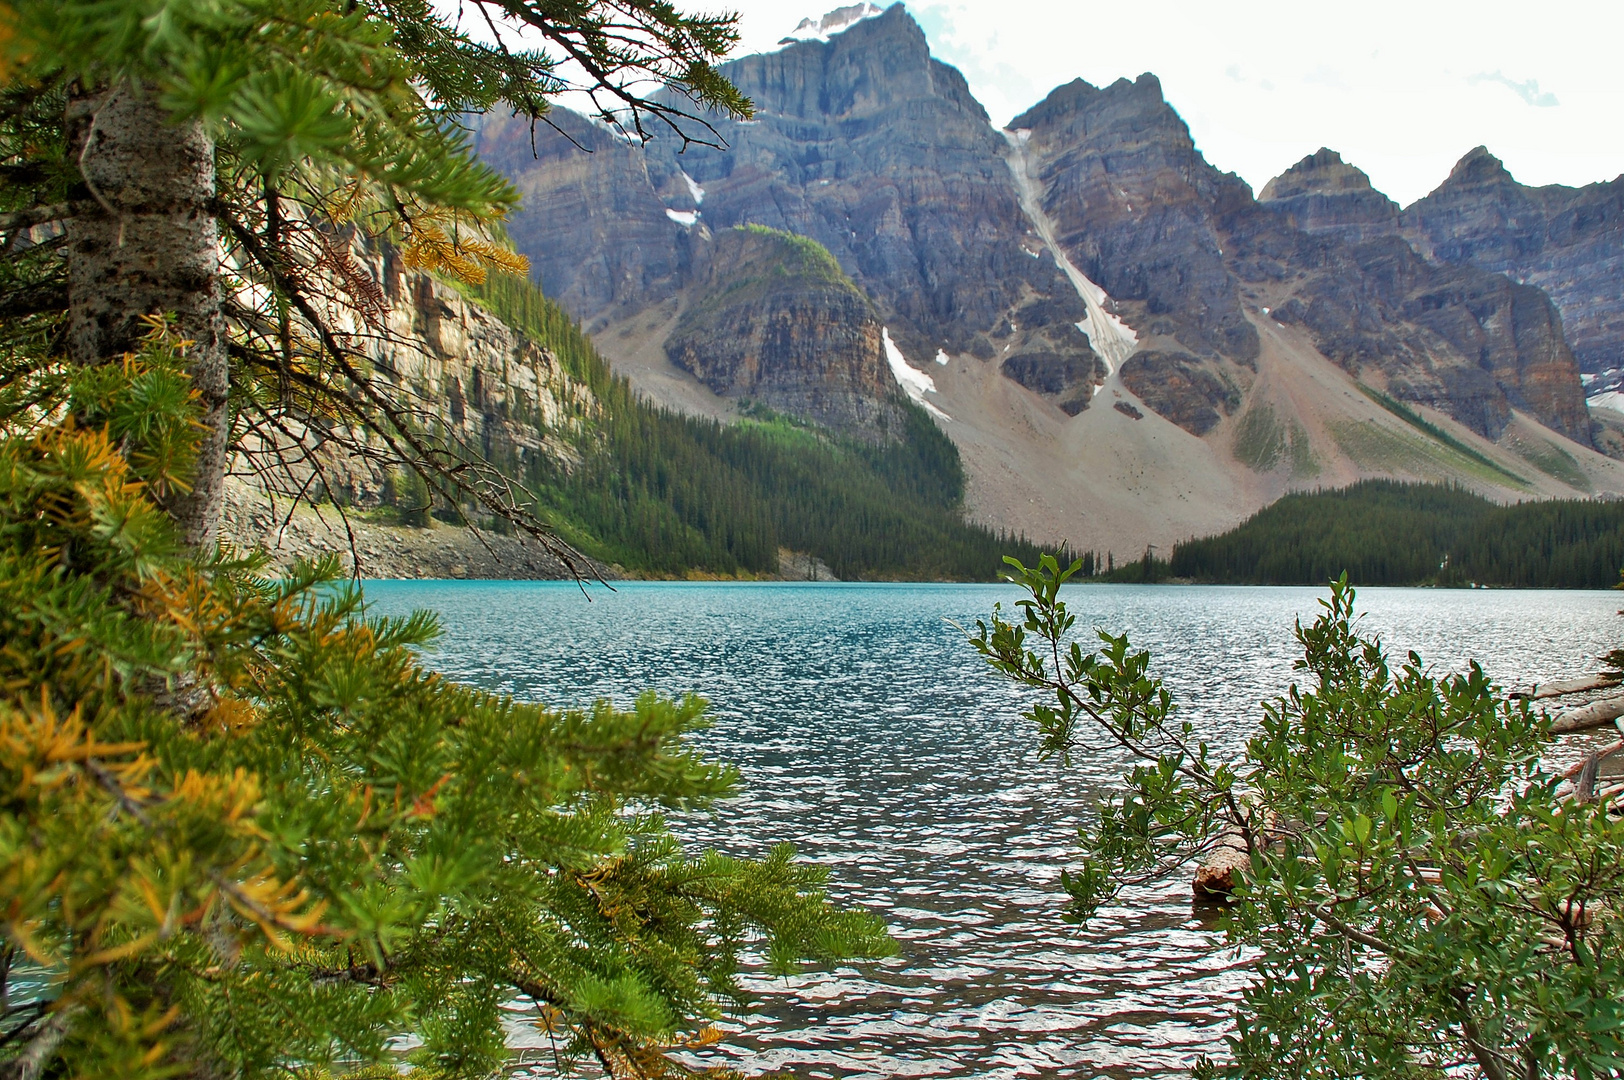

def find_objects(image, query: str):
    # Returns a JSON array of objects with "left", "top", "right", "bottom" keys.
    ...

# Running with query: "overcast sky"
[{"left": 713, "top": 0, "right": 1624, "bottom": 206}]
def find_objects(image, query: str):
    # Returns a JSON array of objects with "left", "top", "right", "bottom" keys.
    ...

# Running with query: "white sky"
[{"left": 715, "top": 0, "right": 1624, "bottom": 206}]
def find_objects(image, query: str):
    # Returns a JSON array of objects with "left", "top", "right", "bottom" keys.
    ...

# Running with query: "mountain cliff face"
[
  {"left": 1252, "top": 147, "right": 1593, "bottom": 443},
  {"left": 1257, "top": 148, "right": 1400, "bottom": 244},
  {"left": 1401, "top": 147, "right": 1624, "bottom": 388},
  {"left": 224, "top": 240, "right": 605, "bottom": 577},
  {"left": 473, "top": 108, "right": 695, "bottom": 319},
  {"left": 663, "top": 226, "right": 907, "bottom": 438},
  {"left": 477, "top": 3, "right": 1105, "bottom": 418},
  {"left": 643, "top": 3, "right": 1091, "bottom": 371},
  {"left": 469, "top": 3, "right": 1621, "bottom": 553},
  {"left": 1017, "top": 82, "right": 1592, "bottom": 446}
]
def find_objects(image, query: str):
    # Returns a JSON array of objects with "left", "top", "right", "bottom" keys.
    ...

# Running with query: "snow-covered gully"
[{"left": 1001, "top": 128, "right": 1138, "bottom": 378}]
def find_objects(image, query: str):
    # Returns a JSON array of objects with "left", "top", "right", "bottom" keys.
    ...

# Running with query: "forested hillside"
[
  {"left": 1156, "top": 481, "right": 1624, "bottom": 587},
  {"left": 466, "top": 274, "right": 1039, "bottom": 579}
]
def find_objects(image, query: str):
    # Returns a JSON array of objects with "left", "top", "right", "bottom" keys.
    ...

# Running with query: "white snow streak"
[
  {"left": 934, "top": 349, "right": 950, "bottom": 366},
  {"left": 1587, "top": 390, "right": 1624, "bottom": 415},
  {"left": 884, "top": 328, "right": 950, "bottom": 420},
  {"left": 665, "top": 209, "right": 699, "bottom": 227},
  {"left": 1001, "top": 128, "right": 1138, "bottom": 378},
  {"left": 681, "top": 171, "right": 705, "bottom": 205},
  {"left": 775, "top": 3, "right": 883, "bottom": 47}
]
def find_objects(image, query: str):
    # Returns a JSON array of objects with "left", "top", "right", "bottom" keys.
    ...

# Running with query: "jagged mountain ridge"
[
  {"left": 1400, "top": 147, "right": 1624, "bottom": 394},
  {"left": 473, "top": 5, "right": 1106, "bottom": 419},
  {"left": 1015, "top": 77, "right": 1591, "bottom": 447},
  {"left": 473, "top": 2, "right": 1624, "bottom": 554}
]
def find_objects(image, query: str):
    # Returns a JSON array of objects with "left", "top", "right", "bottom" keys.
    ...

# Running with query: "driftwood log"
[
  {"left": 1511, "top": 675, "right": 1622, "bottom": 701},
  {"left": 1193, "top": 830, "right": 1250, "bottom": 898},
  {"left": 1550, "top": 695, "right": 1624, "bottom": 735}
]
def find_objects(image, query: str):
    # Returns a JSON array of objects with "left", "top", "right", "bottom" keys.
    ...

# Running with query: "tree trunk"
[{"left": 66, "top": 81, "right": 227, "bottom": 548}]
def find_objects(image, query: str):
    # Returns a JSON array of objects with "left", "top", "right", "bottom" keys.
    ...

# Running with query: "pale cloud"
[
  {"left": 1469, "top": 71, "right": 1560, "bottom": 108},
  {"left": 717, "top": 0, "right": 1624, "bottom": 205}
]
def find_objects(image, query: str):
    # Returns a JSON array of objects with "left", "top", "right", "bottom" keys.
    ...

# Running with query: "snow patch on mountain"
[
  {"left": 681, "top": 171, "right": 705, "bottom": 205},
  {"left": 1001, "top": 128, "right": 1139, "bottom": 378},
  {"left": 777, "top": 3, "right": 884, "bottom": 46},
  {"left": 885, "top": 328, "right": 949, "bottom": 420},
  {"left": 1588, "top": 390, "right": 1624, "bottom": 415},
  {"left": 666, "top": 209, "right": 698, "bottom": 227}
]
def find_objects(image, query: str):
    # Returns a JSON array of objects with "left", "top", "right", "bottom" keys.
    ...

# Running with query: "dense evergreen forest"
[
  {"left": 1104, "top": 481, "right": 1624, "bottom": 588},
  {"left": 458, "top": 274, "right": 1039, "bottom": 579}
]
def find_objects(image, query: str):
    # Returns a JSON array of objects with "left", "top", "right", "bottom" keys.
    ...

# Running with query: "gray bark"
[
  {"left": 66, "top": 81, "right": 227, "bottom": 547},
  {"left": 1549, "top": 695, "right": 1624, "bottom": 735}
]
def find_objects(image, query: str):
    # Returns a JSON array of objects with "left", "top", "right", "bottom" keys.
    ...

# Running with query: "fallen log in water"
[
  {"left": 1511, "top": 674, "right": 1621, "bottom": 701},
  {"left": 1191, "top": 678, "right": 1624, "bottom": 897},
  {"left": 1550, "top": 695, "right": 1624, "bottom": 735},
  {"left": 1193, "top": 831, "right": 1250, "bottom": 899}
]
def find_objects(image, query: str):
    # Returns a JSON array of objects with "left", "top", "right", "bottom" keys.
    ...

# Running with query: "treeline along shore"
[{"left": 1087, "top": 480, "right": 1624, "bottom": 588}]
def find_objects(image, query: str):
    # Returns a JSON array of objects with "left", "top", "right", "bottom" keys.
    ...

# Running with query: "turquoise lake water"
[{"left": 360, "top": 581, "right": 1620, "bottom": 1079}]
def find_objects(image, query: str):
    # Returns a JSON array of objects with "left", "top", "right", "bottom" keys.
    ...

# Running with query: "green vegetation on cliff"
[
  {"left": 470, "top": 273, "right": 1038, "bottom": 578},
  {"left": 1149, "top": 480, "right": 1624, "bottom": 588}
]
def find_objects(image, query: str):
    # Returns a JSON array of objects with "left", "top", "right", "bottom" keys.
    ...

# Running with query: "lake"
[{"left": 360, "top": 581, "right": 1620, "bottom": 1080}]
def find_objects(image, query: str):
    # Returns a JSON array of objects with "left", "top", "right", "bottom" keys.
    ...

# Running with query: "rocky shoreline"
[
  {"left": 220, "top": 485, "right": 841, "bottom": 582},
  {"left": 221, "top": 486, "right": 608, "bottom": 581}
]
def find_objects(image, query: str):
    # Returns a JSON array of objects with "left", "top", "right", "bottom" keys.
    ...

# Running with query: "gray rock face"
[
  {"left": 1013, "top": 75, "right": 1259, "bottom": 367},
  {"left": 474, "top": 5, "right": 1594, "bottom": 449},
  {"left": 645, "top": 4, "right": 1090, "bottom": 370},
  {"left": 1119, "top": 351, "right": 1240, "bottom": 436},
  {"left": 1402, "top": 147, "right": 1624, "bottom": 383},
  {"left": 471, "top": 109, "right": 692, "bottom": 319},
  {"left": 1018, "top": 77, "right": 1591, "bottom": 444},
  {"left": 664, "top": 227, "right": 907, "bottom": 439},
  {"left": 476, "top": 3, "right": 1101, "bottom": 417},
  {"left": 1259, "top": 148, "right": 1400, "bottom": 244},
  {"left": 1000, "top": 350, "right": 1098, "bottom": 415}
]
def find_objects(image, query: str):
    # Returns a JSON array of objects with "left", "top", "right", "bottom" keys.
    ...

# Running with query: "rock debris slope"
[{"left": 475, "top": 2, "right": 1624, "bottom": 555}]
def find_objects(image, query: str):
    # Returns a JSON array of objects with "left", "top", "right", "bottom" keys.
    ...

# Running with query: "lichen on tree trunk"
[{"left": 66, "top": 80, "right": 228, "bottom": 547}]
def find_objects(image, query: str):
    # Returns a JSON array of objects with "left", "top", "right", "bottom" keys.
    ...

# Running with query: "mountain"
[
  {"left": 473, "top": 3, "right": 1105, "bottom": 420},
  {"left": 472, "top": 3, "right": 1624, "bottom": 556},
  {"left": 223, "top": 231, "right": 1040, "bottom": 580},
  {"left": 1008, "top": 85, "right": 1590, "bottom": 447},
  {"left": 1257, "top": 148, "right": 1400, "bottom": 245},
  {"left": 1239, "top": 144, "right": 1591, "bottom": 444},
  {"left": 662, "top": 225, "right": 908, "bottom": 440},
  {"left": 1399, "top": 147, "right": 1624, "bottom": 397}
]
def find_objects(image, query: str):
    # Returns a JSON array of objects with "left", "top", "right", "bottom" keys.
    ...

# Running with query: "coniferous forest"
[
  {"left": 470, "top": 274, "right": 1042, "bottom": 579},
  {"left": 1154, "top": 480, "right": 1624, "bottom": 588}
]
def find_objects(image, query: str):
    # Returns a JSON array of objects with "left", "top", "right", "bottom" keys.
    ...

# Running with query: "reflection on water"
[{"left": 361, "top": 582, "right": 1618, "bottom": 1079}]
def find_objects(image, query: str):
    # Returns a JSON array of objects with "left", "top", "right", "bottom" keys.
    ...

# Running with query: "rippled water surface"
[{"left": 360, "top": 582, "right": 1618, "bottom": 1079}]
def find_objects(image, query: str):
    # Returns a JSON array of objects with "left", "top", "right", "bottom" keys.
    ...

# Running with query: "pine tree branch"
[
  {"left": 0, "top": 282, "right": 67, "bottom": 322},
  {"left": 219, "top": 206, "right": 597, "bottom": 583},
  {"left": 0, "top": 203, "right": 87, "bottom": 233},
  {"left": 0, "top": 1005, "right": 80, "bottom": 1080}
]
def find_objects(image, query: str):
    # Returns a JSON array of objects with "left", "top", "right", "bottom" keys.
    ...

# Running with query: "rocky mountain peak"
[
  {"left": 1012, "top": 73, "right": 1190, "bottom": 154},
  {"left": 778, "top": 2, "right": 885, "bottom": 44},
  {"left": 1013, "top": 71, "right": 1259, "bottom": 371},
  {"left": 1260, "top": 148, "right": 1377, "bottom": 200},
  {"left": 1259, "top": 147, "right": 1399, "bottom": 243},
  {"left": 725, "top": 3, "right": 950, "bottom": 122},
  {"left": 1403, "top": 146, "right": 1624, "bottom": 385},
  {"left": 1439, "top": 145, "right": 1519, "bottom": 190}
]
